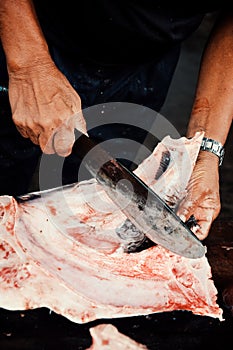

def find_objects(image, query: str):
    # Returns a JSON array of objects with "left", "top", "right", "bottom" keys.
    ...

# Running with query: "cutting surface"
[{"left": 0, "top": 218, "right": 232, "bottom": 349}]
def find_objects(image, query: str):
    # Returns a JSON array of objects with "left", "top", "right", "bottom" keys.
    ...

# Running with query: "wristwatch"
[{"left": 200, "top": 137, "right": 225, "bottom": 166}]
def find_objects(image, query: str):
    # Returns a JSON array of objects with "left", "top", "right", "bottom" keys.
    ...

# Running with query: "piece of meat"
[
  {"left": 86, "top": 324, "right": 147, "bottom": 349},
  {"left": 0, "top": 131, "right": 223, "bottom": 323}
]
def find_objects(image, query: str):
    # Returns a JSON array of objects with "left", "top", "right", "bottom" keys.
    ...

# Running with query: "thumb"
[
  {"left": 176, "top": 193, "right": 197, "bottom": 224},
  {"left": 73, "top": 110, "right": 88, "bottom": 136},
  {"left": 52, "top": 111, "right": 87, "bottom": 156},
  {"left": 52, "top": 127, "right": 75, "bottom": 157}
]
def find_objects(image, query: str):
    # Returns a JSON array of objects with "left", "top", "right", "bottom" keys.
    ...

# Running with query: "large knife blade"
[{"left": 72, "top": 133, "right": 205, "bottom": 259}]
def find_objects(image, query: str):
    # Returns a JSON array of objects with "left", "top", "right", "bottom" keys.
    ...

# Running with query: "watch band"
[{"left": 200, "top": 137, "right": 225, "bottom": 166}]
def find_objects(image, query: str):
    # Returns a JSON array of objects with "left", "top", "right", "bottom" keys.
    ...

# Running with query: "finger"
[
  {"left": 72, "top": 110, "right": 87, "bottom": 135},
  {"left": 38, "top": 131, "right": 55, "bottom": 154},
  {"left": 194, "top": 220, "right": 212, "bottom": 240},
  {"left": 27, "top": 131, "right": 40, "bottom": 145},
  {"left": 16, "top": 125, "right": 41, "bottom": 145},
  {"left": 37, "top": 115, "right": 76, "bottom": 155},
  {"left": 178, "top": 198, "right": 214, "bottom": 240},
  {"left": 52, "top": 128, "right": 75, "bottom": 157},
  {"left": 30, "top": 136, "right": 40, "bottom": 145},
  {"left": 16, "top": 126, "right": 29, "bottom": 138},
  {"left": 176, "top": 197, "right": 196, "bottom": 223},
  {"left": 192, "top": 211, "right": 214, "bottom": 240}
]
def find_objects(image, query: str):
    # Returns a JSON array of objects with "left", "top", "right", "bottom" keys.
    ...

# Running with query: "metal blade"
[
  {"left": 16, "top": 183, "right": 77, "bottom": 202},
  {"left": 72, "top": 134, "right": 206, "bottom": 259}
]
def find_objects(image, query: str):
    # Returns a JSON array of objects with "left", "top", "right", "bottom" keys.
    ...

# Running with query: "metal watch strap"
[{"left": 200, "top": 137, "right": 225, "bottom": 166}]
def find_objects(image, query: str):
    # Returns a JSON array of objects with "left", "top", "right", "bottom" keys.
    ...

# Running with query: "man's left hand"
[{"left": 177, "top": 151, "right": 221, "bottom": 240}]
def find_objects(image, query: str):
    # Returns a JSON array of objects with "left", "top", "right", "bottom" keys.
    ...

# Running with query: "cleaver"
[{"left": 72, "top": 133, "right": 205, "bottom": 259}]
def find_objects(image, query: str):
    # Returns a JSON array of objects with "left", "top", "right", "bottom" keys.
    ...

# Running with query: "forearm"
[
  {"left": 187, "top": 12, "right": 233, "bottom": 146},
  {"left": 0, "top": 0, "right": 50, "bottom": 71}
]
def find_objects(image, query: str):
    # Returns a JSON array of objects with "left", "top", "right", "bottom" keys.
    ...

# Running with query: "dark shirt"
[
  {"left": 0, "top": 1, "right": 230, "bottom": 193},
  {"left": 33, "top": 1, "right": 221, "bottom": 64}
]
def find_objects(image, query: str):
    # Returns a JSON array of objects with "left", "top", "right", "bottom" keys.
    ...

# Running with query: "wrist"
[
  {"left": 7, "top": 53, "right": 52, "bottom": 74},
  {"left": 200, "top": 137, "right": 225, "bottom": 166},
  {"left": 198, "top": 148, "right": 220, "bottom": 167},
  {"left": 0, "top": 0, "right": 50, "bottom": 71}
]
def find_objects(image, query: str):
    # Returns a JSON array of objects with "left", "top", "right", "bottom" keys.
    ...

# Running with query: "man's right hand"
[
  {"left": 8, "top": 60, "right": 87, "bottom": 157},
  {"left": 0, "top": 0, "right": 87, "bottom": 157}
]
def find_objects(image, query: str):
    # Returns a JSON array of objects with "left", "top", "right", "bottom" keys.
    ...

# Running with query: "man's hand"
[
  {"left": 8, "top": 60, "right": 87, "bottom": 156},
  {"left": 177, "top": 151, "right": 220, "bottom": 240},
  {"left": 0, "top": 0, "right": 87, "bottom": 156}
]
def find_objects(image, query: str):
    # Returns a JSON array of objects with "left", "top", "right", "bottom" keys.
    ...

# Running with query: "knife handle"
[{"left": 72, "top": 132, "right": 114, "bottom": 176}]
